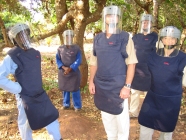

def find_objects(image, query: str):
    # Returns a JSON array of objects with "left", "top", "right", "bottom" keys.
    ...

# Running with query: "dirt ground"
[
  {"left": 0, "top": 92, "right": 186, "bottom": 140},
  {"left": 0, "top": 43, "right": 186, "bottom": 140}
]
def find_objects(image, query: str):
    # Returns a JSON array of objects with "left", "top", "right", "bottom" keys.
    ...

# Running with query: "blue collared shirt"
[{"left": 56, "top": 49, "right": 82, "bottom": 71}]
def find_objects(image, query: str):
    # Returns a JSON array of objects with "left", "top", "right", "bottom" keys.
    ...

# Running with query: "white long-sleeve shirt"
[
  {"left": 0, "top": 55, "right": 22, "bottom": 94},
  {"left": 182, "top": 67, "right": 186, "bottom": 87}
]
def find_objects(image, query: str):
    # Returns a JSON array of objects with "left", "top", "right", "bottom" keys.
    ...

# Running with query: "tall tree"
[
  {"left": 0, "top": 16, "right": 11, "bottom": 47},
  {"left": 31, "top": 0, "right": 107, "bottom": 88}
]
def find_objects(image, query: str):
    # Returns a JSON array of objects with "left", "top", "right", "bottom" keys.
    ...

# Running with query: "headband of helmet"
[{"left": 140, "top": 14, "right": 153, "bottom": 22}]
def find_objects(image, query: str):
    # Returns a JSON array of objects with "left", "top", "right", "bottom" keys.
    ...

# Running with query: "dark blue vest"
[
  {"left": 8, "top": 46, "right": 59, "bottom": 130},
  {"left": 138, "top": 51, "right": 186, "bottom": 132},
  {"left": 57, "top": 45, "right": 81, "bottom": 92},
  {"left": 93, "top": 31, "right": 129, "bottom": 115},
  {"left": 131, "top": 32, "right": 158, "bottom": 90}
]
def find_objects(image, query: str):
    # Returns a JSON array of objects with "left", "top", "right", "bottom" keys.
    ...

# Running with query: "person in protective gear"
[
  {"left": 101, "top": 5, "right": 122, "bottom": 34},
  {"left": 8, "top": 24, "right": 31, "bottom": 50},
  {"left": 129, "top": 14, "right": 158, "bottom": 118},
  {"left": 56, "top": 29, "right": 82, "bottom": 112},
  {"left": 138, "top": 26, "right": 186, "bottom": 140},
  {"left": 89, "top": 5, "right": 138, "bottom": 139},
  {"left": 138, "top": 14, "right": 153, "bottom": 34},
  {"left": 0, "top": 23, "right": 63, "bottom": 140}
]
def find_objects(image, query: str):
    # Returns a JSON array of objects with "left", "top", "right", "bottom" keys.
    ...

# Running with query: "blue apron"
[
  {"left": 138, "top": 51, "right": 186, "bottom": 132},
  {"left": 8, "top": 47, "right": 59, "bottom": 130},
  {"left": 57, "top": 45, "right": 81, "bottom": 92},
  {"left": 131, "top": 32, "right": 158, "bottom": 91},
  {"left": 93, "top": 32, "right": 129, "bottom": 115}
]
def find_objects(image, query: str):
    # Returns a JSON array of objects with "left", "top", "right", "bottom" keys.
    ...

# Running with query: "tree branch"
[
  {"left": 176, "top": 4, "right": 186, "bottom": 28},
  {"left": 85, "top": 0, "right": 106, "bottom": 24}
]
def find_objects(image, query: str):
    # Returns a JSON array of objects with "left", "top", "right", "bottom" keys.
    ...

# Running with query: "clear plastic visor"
[
  {"left": 102, "top": 14, "right": 122, "bottom": 34},
  {"left": 15, "top": 30, "right": 31, "bottom": 50},
  {"left": 64, "top": 35, "right": 74, "bottom": 45},
  {"left": 156, "top": 36, "right": 179, "bottom": 57},
  {"left": 139, "top": 20, "right": 152, "bottom": 34}
]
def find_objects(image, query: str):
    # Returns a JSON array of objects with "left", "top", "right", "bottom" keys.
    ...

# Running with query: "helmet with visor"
[
  {"left": 8, "top": 23, "right": 31, "bottom": 50},
  {"left": 63, "top": 30, "right": 74, "bottom": 45},
  {"left": 102, "top": 5, "right": 122, "bottom": 34},
  {"left": 138, "top": 14, "right": 153, "bottom": 35},
  {"left": 157, "top": 26, "right": 181, "bottom": 57}
]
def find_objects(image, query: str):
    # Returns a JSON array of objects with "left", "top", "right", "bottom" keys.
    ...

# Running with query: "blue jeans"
[
  {"left": 15, "top": 94, "right": 62, "bottom": 140},
  {"left": 63, "top": 89, "right": 82, "bottom": 109}
]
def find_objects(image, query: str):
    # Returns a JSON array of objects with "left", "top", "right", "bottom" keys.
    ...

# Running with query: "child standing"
[{"left": 56, "top": 30, "right": 82, "bottom": 112}]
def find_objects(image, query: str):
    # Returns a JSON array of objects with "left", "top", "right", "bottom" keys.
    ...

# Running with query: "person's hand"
[
  {"left": 119, "top": 87, "right": 130, "bottom": 99},
  {"left": 67, "top": 67, "right": 72, "bottom": 73},
  {"left": 62, "top": 66, "right": 72, "bottom": 75},
  {"left": 89, "top": 82, "right": 95, "bottom": 94},
  {"left": 62, "top": 66, "right": 68, "bottom": 71},
  {"left": 62, "top": 66, "right": 68, "bottom": 75},
  {"left": 64, "top": 67, "right": 72, "bottom": 75}
]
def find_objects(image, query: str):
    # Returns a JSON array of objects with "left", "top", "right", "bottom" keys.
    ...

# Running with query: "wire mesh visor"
[
  {"left": 102, "top": 6, "right": 122, "bottom": 34},
  {"left": 157, "top": 26, "right": 181, "bottom": 57},
  {"left": 139, "top": 14, "right": 153, "bottom": 34},
  {"left": 63, "top": 30, "right": 74, "bottom": 45},
  {"left": 15, "top": 29, "right": 31, "bottom": 50}
]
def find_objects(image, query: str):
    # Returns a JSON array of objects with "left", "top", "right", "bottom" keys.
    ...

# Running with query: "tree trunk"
[
  {"left": 33, "top": 0, "right": 106, "bottom": 88},
  {"left": 59, "top": 33, "right": 64, "bottom": 45},
  {"left": 55, "top": 0, "right": 67, "bottom": 45},
  {"left": 0, "top": 16, "right": 12, "bottom": 47},
  {"left": 152, "top": 0, "right": 159, "bottom": 33},
  {"left": 74, "top": 22, "right": 88, "bottom": 88},
  {"left": 180, "top": 28, "right": 186, "bottom": 51}
]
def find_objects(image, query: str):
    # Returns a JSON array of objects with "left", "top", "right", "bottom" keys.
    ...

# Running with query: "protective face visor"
[
  {"left": 14, "top": 29, "right": 31, "bottom": 50},
  {"left": 102, "top": 6, "right": 122, "bottom": 34},
  {"left": 8, "top": 23, "right": 31, "bottom": 50},
  {"left": 64, "top": 35, "right": 74, "bottom": 45},
  {"left": 139, "top": 14, "right": 153, "bottom": 34},
  {"left": 156, "top": 26, "right": 181, "bottom": 57},
  {"left": 63, "top": 30, "right": 74, "bottom": 45}
]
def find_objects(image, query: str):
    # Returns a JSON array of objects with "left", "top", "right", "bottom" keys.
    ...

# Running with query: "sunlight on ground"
[
  {"left": 32, "top": 130, "right": 52, "bottom": 140},
  {"left": 32, "top": 43, "right": 93, "bottom": 53},
  {"left": 83, "top": 43, "right": 93, "bottom": 52}
]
